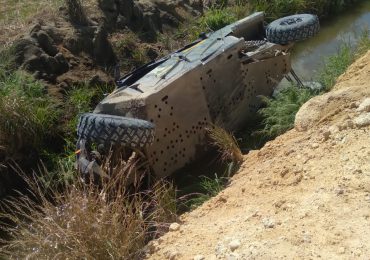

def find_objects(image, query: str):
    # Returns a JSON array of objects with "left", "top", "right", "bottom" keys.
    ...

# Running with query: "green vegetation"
[
  {"left": 0, "top": 70, "right": 60, "bottom": 157},
  {"left": 181, "top": 174, "right": 228, "bottom": 210},
  {"left": 178, "top": 0, "right": 364, "bottom": 43},
  {"left": 249, "top": 0, "right": 364, "bottom": 20},
  {"left": 113, "top": 32, "right": 151, "bottom": 71},
  {"left": 258, "top": 87, "right": 316, "bottom": 138},
  {"left": 258, "top": 30, "right": 370, "bottom": 139},
  {"left": 319, "top": 44, "right": 353, "bottom": 91},
  {"left": 320, "top": 30, "right": 370, "bottom": 91},
  {"left": 178, "top": 3, "right": 250, "bottom": 41},
  {"left": 65, "top": 85, "right": 97, "bottom": 137}
]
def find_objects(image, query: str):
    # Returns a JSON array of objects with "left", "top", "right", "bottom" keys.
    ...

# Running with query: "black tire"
[
  {"left": 77, "top": 113, "right": 155, "bottom": 148},
  {"left": 266, "top": 14, "right": 319, "bottom": 45}
]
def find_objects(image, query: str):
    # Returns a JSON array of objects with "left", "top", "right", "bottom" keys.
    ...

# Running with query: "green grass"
[
  {"left": 181, "top": 174, "right": 227, "bottom": 210},
  {"left": 0, "top": 71, "right": 60, "bottom": 156},
  {"left": 257, "top": 86, "right": 316, "bottom": 138},
  {"left": 113, "top": 32, "right": 151, "bottom": 72},
  {"left": 64, "top": 83, "right": 114, "bottom": 138},
  {"left": 249, "top": 0, "right": 363, "bottom": 21},
  {"left": 65, "top": 85, "right": 96, "bottom": 136},
  {"left": 319, "top": 30, "right": 370, "bottom": 91},
  {"left": 178, "top": 4, "right": 250, "bottom": 42},
  {"left": 319, "top": 44, "right": 353, "bottom": 91}
]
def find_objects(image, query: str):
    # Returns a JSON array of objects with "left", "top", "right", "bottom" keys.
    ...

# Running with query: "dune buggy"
[{"left": 76, "top": 12, "right": 319, "bottom": 180}]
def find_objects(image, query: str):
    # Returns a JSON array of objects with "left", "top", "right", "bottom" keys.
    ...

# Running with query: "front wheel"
[
  {"left": 77, "top": 113, "right": 155, "bottom": 148},
  {"left": 266, "top": 14, "right": 320, "bottom": 45}
]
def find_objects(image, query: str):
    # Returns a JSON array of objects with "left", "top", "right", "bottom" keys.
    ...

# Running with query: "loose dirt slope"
[{"left": 147, "top": 51, "right": 370, "bottom": 259}]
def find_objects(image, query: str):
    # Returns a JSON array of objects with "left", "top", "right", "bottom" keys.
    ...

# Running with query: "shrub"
[
  {"left": 206, "top": 125, "right": 243, "bottom": 163},
  {"left": 257, "top": 86, "right": 316, "bottom": 138},
  {"left": 0, "top": 158, "right": 177, "bottom": 259}
]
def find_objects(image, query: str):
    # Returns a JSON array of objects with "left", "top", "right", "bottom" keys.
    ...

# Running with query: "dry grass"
[
  {"left": 206, "top": 125, "right": 243, "bottom": 164},
  {"left": 65, "top": 0, "right": 89, "bottom": 25},
  {"left": 0, "top": 153, "right": 177, "bottom": 259},
  {"left": 0, "top": 0, "right": 62, "bottom": 47},
  {"left": 0, "top": 0, "right": 98, "bottom": 47}
]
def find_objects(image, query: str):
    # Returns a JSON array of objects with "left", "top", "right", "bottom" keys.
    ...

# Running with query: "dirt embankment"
[
  {"left": 8, "top": 0, "right": 202, "bottom": 97},
  {"left": 146, "top": 51, "right": 370, "bottom": 259}
]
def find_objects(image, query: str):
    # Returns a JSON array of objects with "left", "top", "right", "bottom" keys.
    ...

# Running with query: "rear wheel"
[{"left": 266, "top": 14, "right": 320, "bottom": 45}]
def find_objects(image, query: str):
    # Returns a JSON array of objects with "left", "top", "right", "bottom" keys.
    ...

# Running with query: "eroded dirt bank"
[{"left": 146, "top": 51, "right": 370, "bottom": 259}]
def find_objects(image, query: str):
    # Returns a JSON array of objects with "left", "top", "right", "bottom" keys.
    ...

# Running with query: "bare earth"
[{"left": 146, "top": 50, "right": 370, "bottom": 259}]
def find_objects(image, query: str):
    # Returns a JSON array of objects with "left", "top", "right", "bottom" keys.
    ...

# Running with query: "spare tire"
[
  {"left": 266, "top": 14, "right": 319, "bottom": 45},
  {"left": 77, "top": 113, "right": 155, "bottom": 148}
]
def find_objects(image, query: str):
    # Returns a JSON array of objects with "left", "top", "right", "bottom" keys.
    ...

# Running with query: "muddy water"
[{"left": 291, "top": 1, "right": 370, "bottom": 81}]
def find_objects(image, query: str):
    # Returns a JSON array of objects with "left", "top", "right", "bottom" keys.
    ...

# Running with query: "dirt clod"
[
  {"left": 228, "top": 239, "right": 241, "bottom": 251},
  {"left": 169, "top": 223, "right": 181, "bottom": 231}
]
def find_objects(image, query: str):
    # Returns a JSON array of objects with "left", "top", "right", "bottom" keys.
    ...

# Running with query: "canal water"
[{"left": 291, "top": 0, "right": 370, "bottom": 81}]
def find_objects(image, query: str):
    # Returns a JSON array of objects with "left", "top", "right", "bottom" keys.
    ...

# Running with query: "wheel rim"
[{"left": 280, "top": 17, "right": 303, "bottom": 26}]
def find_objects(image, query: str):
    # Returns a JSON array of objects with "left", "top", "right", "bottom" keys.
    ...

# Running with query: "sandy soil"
[{"left": 146, "top": 51, "right": 370, "bottom": 259}]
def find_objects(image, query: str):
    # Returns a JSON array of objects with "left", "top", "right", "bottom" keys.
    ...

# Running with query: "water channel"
[{"left": 291, "top": 0, "right": 370, "bottom": 81}]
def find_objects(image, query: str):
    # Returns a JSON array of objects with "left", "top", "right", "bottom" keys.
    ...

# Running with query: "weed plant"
[
  {"left": 113, "top": 32, "right": 151, "bottom": 72},
  {"left": 180, "top": 3, "right": 250, "bottom": 42},
  {"left": 206, "top": 125, "right": 243, "bottom": 164},
  {"left": 258, "top": 86, "right": 316, "bottom": 138},
  {"left": 0, "top": 158, "right": 177, "bottom": 259},
  {"left": 180, "top": 174, "right": 227, "bottom": 210},
  {"left": 0, "top": 71, "right": 59, "bottom": 156}
]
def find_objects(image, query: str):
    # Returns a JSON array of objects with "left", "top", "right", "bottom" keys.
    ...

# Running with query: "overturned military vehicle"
[{"left": 76, "top": 12, "right": 319, "bottom": 180}]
